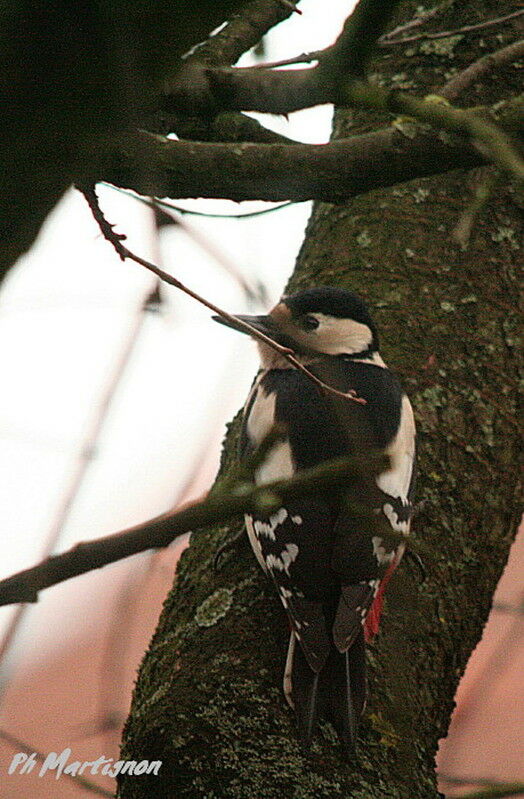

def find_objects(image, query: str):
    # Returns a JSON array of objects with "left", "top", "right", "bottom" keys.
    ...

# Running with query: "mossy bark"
[{"left": 118, "top": 2, "right": 523, "bottom": 797}]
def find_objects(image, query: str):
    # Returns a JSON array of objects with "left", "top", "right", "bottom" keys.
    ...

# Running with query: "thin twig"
[
  {"left": 383, "top": 9, "right": 524, "bottom": 46},
  {"left": 441, "top": 39, "right": 524, "bottom": 103},
  {"left": 0, "top": 279, "right": 158, "bottom": 706},
  {"left": 492, "top": 600, "right": 524, "bottom": 615},
  {"left": 246, "top": 48, "right": 323, "bottom": 69},
  {"left": 105, "top": 188, "right": 296, "bottom": 220},
  {"left": 0, "top": 451, "right": 387, "bottom": 608},
  {"left": 241, "top": 8, "right": 524, "bottom": 68},
  {"left": 380, "top": 3, "right": 446, "bottom": 42},
  {"left": 78, "top": 185, "right": 366, "bottom": 404},
  {"left": 0, "top": 727, "right": 114, "bottom": 798}
]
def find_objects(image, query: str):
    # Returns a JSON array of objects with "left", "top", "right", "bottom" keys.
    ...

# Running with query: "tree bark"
[{"left": 118, "top": 2, "right": 523, "bottom": 796}]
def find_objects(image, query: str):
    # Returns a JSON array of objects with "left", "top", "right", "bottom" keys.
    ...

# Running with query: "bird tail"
[{"left": 286, "top": 626, "right": 366, "bottom": 754}]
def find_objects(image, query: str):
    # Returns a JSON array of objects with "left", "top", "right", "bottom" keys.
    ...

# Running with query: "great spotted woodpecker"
[{"left": 213, "top": 286, "right": 416, "bottom": 753}]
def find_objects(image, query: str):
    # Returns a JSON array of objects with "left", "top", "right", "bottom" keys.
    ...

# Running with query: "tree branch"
[
  {"left": 99, "top": 125, "right": 485, "bottom": 203},
  {"left": 382, "top": 8, "right": 524, "bottom": 46},
  {"left": 0, "top": 453, "right": 387, "bottom": 608},
  {"left": 166, "top": 0, "right": 302, "bottom": 146},
  {"left": 162, "top": 62, "right": 523, "bottom": 185},
  {"left": 441, "top": 39, "right": 524, "bottom": 103},
  {"left": 182, "top": 0, "right": 301, "bottom": 67}
]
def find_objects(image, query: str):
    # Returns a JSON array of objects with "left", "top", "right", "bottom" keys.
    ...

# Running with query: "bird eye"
[{"left": 299, "top": 314, "right": 319, "bottom": 331}]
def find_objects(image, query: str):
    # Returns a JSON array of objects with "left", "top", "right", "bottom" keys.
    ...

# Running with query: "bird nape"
[{"left": 213, "top": 285, "right": 416, "bottom": 755}]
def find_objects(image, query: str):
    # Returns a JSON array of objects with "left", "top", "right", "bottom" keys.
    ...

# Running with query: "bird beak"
[{"left": 212, "top": 313, "right": 279, "bottom": 340}]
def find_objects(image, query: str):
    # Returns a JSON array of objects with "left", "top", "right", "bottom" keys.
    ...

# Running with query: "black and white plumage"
[{"left": 213, "top": 286, "right": 416, "bottom": 753}]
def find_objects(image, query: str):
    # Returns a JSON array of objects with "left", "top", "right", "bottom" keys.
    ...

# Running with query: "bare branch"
[
  {"left": 0, "top": 452, "right": 387, "bottom": 608},
  {"left": 78, "top": 186, "right": 367, "bottom": 403},
  {"left": 381, "top": 9, "right": 524, "bottom": 46},
  {"left": 162, "top": 60, "right": 524, "bottom": 185},
  {"left": 156, "top": 110, "right": 298, "bottom": 145},
  {"left": 379, "top": 4, "right": 447, "bottom": 42},
  {"left": 184, "top": 0, "right": 302, "bottom": 67},
  {"left": 170, "top": 0, "right": 302, "bottom": 146},
  {"left": 100, "top": 126, "right": 486, "bottom": 203},
  {"left": 441, "top": 39, "right": 524, "bottom": 103},
  {"left": 104, "top": 185, "right": 296, "bottom": 219}
]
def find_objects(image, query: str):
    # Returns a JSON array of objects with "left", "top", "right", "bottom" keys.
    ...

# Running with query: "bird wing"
[{"left": 245, "top": 497, "right": 336, "bottom": 673}]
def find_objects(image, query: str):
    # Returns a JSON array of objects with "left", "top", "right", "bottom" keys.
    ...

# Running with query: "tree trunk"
[{"left": 118, "top": 2, "right": 523, "bottom": 796}]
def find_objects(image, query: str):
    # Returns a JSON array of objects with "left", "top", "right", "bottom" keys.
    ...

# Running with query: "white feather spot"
[
  {"left": 283, "top": 634, "right": 296, "bottom": 709},
  {"left": 291, "top": 515, "right": 303, "bottom": 525},
  {"left": 253, "top": 507, "right": 288, "bottom": 541},
  {"left": 280, "top": 543, "right": 299, "bottom": 574},
  {"left": 266, "top": 543, "right": 299, "bottom": 575},
  {"left": 382, "top": 503, "right": 410, "bottom": 533},
  {"left": 265, "top": 554, "right": 284, "bottom": 571},
  {"left": 372, "top": 536, "right": 396, "bottom": 565}
]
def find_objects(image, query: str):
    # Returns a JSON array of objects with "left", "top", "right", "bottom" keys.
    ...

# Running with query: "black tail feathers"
[{"left": 287, "top": 627, "right": 366, "bottom": 754}]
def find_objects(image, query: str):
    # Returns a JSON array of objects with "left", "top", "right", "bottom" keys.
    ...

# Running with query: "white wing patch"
[
  {"left": 376, "top": 394, "right": 416, "bottom": 505},
  {"left": 256, "top": 440, "right": 294, "bottom": 484},
  {"left": 246, "top": 384, "right": 276, "bottom": 445},
  {"left": 246, "top": 383, "right": 295, "bottom": 485}
]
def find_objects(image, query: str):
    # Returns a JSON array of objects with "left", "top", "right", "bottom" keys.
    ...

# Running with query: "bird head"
[{"left": 213, "top": 286, "right": 379, "bottom": 365}]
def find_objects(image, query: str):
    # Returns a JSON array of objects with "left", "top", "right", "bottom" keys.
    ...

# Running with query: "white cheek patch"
[{"left": 312, "top": 313, "right": 373, "bottom": 355}]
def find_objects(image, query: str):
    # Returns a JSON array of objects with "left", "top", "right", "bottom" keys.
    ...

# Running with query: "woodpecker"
[{"left": 213, "top": 286, "right": 416, "bottom": 753}]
